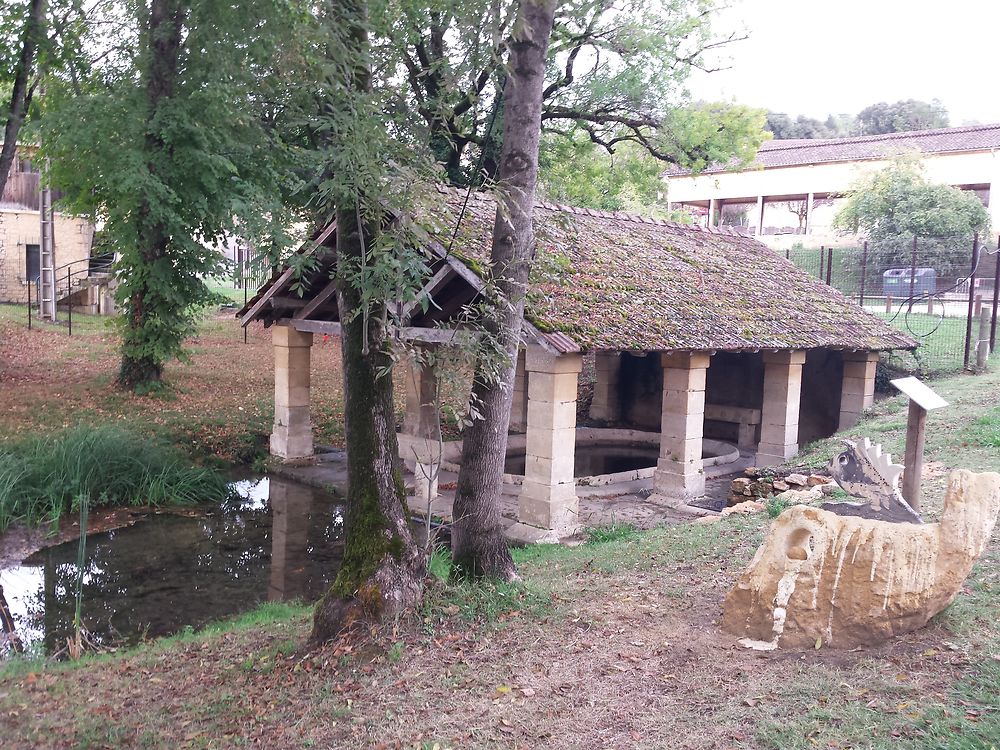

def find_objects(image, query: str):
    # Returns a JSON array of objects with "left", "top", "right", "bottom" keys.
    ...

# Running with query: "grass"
[{"left": 0, "top": 424, "right": 231, "bottom": 531}]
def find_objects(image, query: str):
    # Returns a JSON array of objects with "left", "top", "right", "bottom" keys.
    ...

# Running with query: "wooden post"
[
  {"left": 892, "top": 377, "right": 948, "bottom": 515},
  {"left": 977, "top": 307, "right": 991, "bottom": 370},
  {"left": 885, "top": 295, "right": 893, "bottom": 314},
  {"left": 901, "top": 400, "right": 927, "bottom": 513}
]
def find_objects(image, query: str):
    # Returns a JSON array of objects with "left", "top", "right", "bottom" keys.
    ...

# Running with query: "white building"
[{"left": 664, "top": 124, "right": 1000, "bottom": 249}]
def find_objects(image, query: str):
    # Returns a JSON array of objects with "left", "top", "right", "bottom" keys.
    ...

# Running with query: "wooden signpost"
[{"left": 890, "top": 377, "right": 948, "bottom": 513}]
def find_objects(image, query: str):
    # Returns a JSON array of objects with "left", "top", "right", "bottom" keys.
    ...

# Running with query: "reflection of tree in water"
[{"left": 11, "top": 476, "right": 344, "bottom": 654}]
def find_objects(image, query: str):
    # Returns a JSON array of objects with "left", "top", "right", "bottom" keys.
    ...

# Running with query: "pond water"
[{"left": 0, "top": 475, "right": 347, "bottom": 657}]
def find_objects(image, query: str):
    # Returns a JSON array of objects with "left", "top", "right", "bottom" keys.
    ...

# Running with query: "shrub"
[{"left": 0, "top": 425, "right": 231, "bottom": 531}]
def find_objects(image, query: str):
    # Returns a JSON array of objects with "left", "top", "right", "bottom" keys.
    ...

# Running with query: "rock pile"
[{"left": 728, "top": 469, "right": 834, "bottom": 505}]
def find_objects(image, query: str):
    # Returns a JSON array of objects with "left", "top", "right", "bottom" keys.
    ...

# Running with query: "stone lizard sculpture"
[{"left": 821, "top": 438, "right": 922, "bottom": 524}]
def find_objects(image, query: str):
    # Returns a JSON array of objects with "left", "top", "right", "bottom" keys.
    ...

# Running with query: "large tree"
[
  {"left": 308, "top": 0, "right": 429, "bottom": 641},
  {"left": 43, "top": 0, "right": 302, "bottom": 390},
  {"left": 392, "top": 0, "right": 764, "bottom": 185},
  {"left": 450, "top": 0, "right": 556, "bottom": 579},
  {"left": 0, "top": 0, "right": 45, "bottom": 198}
]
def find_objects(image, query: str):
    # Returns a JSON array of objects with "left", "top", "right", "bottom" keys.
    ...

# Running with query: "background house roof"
[
  {"left": 240, "top": 190, "right": 916, "bottom": 354},
  {"left": 667, "top": 123, "right": 1000, "bottom": 176}
]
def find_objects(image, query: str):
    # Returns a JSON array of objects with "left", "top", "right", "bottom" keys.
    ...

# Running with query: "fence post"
[
  {"left": 859, "top": 241, "right": 868, "bottom": 307},
  {"left": 67, "top": 268, "right": 72, "bottom": 337},
  {"left": 964, "top": 235, "right": 980, "bottom": 370},
  {"left": 908, "top": 235, "right": 918, "bottom": 308},
  {"left": 826, "top": 247, "right": 833, "bottom": 285},
  {"left": 977, "top": 308, "right": 991, "bottom": 371},
  {"left": 991, "top": 235, "right": 1000, "bottom": 352},
  {"left": 27, "top": 279, "right": 32, "bottom": 330},
  {"left": 243, "top": 283, "right": 248, "bottom": 345},
  {"left": 819, "top": 245, "right": 825, "bottom": 281}
]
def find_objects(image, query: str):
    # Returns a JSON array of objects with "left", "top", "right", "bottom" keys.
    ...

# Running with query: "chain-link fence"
[{"left": 786, "top": 235, "right": 1000, "bottom": 376}]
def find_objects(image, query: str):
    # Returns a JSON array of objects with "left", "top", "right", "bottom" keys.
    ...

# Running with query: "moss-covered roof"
[
  {"left": 436, "top": 189, "right": 915, "bottom": 353},
  {"left": 239, "top": 189, "right": 916, "bottom": 354}
]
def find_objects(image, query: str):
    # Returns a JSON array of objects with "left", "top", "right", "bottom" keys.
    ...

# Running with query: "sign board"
[{"left": 890, "top": 376, "right": 948, "bottom": 411}]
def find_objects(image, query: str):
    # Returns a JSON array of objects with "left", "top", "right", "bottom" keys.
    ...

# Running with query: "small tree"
[
  {"left": 856, "top": 99, "right": 948, "bottom": 136},
  {"left": 834, "top": 160, "right": 990, "bottom": 276}
]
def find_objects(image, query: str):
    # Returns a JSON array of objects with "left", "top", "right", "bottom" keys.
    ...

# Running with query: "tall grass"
[{"left": 0, "top": 425, "right": 231, "bottom": 531}]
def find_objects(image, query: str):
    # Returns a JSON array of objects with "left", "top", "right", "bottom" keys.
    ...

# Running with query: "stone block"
[
  {"left": 518, "top": 479, "right": 578, "bottom": 530},
  {"left": 653, "top": 464, "right": 705, "bottom": 497},
  {"left": 272, "top": 326, "right": 313, "bottom": 348},
  {"left": 659, "top": 411, "right": 705, "bottom": 441},
  {"left": 658, "top": 436, "right": 703, "bottom": 465},
  {"left": 527, "top": 371, "right": 580, "bottom": 403},
  {"left": 525, "top": 347, "right": 583, "bottom": 375},
  {"left": 662, "top": 366, "right": 707, "bottom": 392},
  {"left": 275, "top": 385, "right": 311, "bottom": 409},
  {"left": 662, "top": 388, "right": 706, "bottom": 416},
  {"left": 660, "top": 351, "right": 712, "bottom": 370},
  {"left": 523, "top": 452, "right": 575, "bottom": 485},
  {"left": 526, "top": 427, "right": 577, "bottom": 462},
  {"left": 762, "top": 350, "right": 806, "bottom": 366},
  {"left": 526, "top": 399, "right": 578, "bottom": 431}
]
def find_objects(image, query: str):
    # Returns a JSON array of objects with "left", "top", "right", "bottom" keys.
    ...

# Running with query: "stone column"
[
  {"left": 589, "top": 352, "right": 621, "bottom": 422},
  {"left": 707, "top": 198, "right": 717, "bottom": 228},
  {"left": 399, "top": 350, "right": 441, "bottom": 504},
  {"left": 653, "top": 352, "right": 711, "bottom": 500},
  {"left": 517, "top": 347, "right": 583, "bottom": 532},
  {"left": 509, "top": 348, "right": 528, "bottom": 432},
  {"left": 838, "top": 351, "right": 879, "bottom": 431},
  {"left": 270, "top": 326, "right": 313, "bottom": 459},
  {"left": 756, "top": 350, "right": 806, "bottom": 467}
]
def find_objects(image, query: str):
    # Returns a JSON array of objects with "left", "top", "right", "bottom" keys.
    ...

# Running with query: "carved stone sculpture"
[
  {"left": 722, "top": 469, "right": 1000, "bottom": 649},
  {"left": 821, "top": 438, "right": 921, "bottom": 524}
]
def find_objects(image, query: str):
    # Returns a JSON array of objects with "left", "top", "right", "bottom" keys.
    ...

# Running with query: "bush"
[{"left": 0, "top": 425, "right": 231, "bottom": 531}]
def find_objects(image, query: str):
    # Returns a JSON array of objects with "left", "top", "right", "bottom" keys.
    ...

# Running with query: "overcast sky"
[{"left": 687, "top": 0, "right": 1000, "bottom": 126}]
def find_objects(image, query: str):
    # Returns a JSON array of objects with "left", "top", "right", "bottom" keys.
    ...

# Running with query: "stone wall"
[{"left": 0, "top": 209, "right": 95, "bottom": 304}]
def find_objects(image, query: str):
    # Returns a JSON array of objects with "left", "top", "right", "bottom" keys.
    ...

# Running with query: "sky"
[{"left": 687, "top": 0, "right": 1000, "bottom": 126}]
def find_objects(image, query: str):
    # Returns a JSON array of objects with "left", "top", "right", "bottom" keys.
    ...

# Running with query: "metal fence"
[{"left": 786, "top": 235, "right": 1000, "bottom": 376}]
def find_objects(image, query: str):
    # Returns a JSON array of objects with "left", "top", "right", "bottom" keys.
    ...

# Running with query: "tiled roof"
[
  {"left": 667, "top": 123, "right": 1000, "bottom": 176},
  {"left": 240, "top": 190, "right": 916, "bottom": 354},
  {"left": 436, "top": 190, "right": 914, "bottom": 352}
]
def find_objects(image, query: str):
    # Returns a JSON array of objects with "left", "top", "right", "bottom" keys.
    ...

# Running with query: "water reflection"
[{"left": 0, "top": 475, "right": 345, "bottom": 656}]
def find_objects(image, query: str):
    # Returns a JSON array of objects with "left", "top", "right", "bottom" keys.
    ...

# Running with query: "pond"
[{"left": 0, "top": 475, "right": 347, "bottom": 657}]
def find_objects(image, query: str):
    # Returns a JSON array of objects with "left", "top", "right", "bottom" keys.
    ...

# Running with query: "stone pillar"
[
  {"left": 270, "top": 326, "right": 313, "bottom": 459},
  {"left": 653, "top": 352, "right": 711, "bottom": 500},
  {"left": 707, "top": 198, "right": 717, "bottom": 228},
  {"left": 509, "top": 348, "right": 528, "bottom": 432},
  {"left": 268, "top": 478, "right": 312, "bottom": 601},
  {"left": 399, "top": 350, "right": 441, "bottom": 504},
  {"left": 838, "top": 351, "right": 879, "bottom": 431},
  {"left": 589, "top": 352, "right": 621, "bottom": 422},
  {"left": 756, "top": 350, "right": 806, "bottom": 467},
  {"left": 517, "top": 347, "right": 583, "bottom": 532}
]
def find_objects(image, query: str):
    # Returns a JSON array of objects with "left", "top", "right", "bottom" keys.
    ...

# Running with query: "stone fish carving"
[
  {"left": 722, "top": 469, "right": 1000, "bottom": 649},
  {"left": 821, "top": 438, "right": 922, "bottom": 524}
]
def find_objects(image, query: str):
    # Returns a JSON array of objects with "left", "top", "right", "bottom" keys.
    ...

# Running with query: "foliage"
[
  {"left": 765, "top": 495, "right": 794, "bottom": 518},
  {"left": 857, "top": 98, "right": 949, "bottom": 135},
  {"left": 389, "top": 0, "right": 768, "bottom": 182},
  {"left": 0, "top": 424, "right": 230, "bottom": 531},
  {"left": 41, "top": 0, "right": 309, "bottom": 388}
]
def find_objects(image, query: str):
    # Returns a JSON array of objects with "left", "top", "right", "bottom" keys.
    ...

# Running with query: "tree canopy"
[{"left": 766, "top": 99, "right": 951, "bottom": 141}]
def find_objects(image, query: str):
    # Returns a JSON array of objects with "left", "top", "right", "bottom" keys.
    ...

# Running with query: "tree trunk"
[
  {"left": 451, "top": 0, "right": 556, "bottom": 579},
  {"left": 310, "top": 0, "right": 425, "bottom": 643},
  {"left": 118, "top": 0, "right": 186, "bottom": 389},
  {"left": 0, "top": 0, "right": 44, "bottom": 200}
]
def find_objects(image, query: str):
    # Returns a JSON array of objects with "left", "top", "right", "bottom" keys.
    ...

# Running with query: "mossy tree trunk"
[
  {"left": 118, "top": 0, "right": 186, "bottom": 390},
  {"left": 310, "top": 0, "right": 424, "bottom": 641},
  {"left": 451, "top": 0, "right": 556, "bottom": 579}
]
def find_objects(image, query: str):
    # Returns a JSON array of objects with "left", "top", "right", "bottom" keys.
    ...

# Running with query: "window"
[{"left": 25, "top": 244, "right": 40, "bottom": 283}]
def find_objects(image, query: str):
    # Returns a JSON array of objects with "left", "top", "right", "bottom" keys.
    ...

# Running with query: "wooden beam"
[
  {"left": 282, "top": 318, "right": 477, "bottom": 345},
  {"left": 270, "top": 296, "right": 309, "bottom": 308},
  {"left": 240, "top": 265, "right": 296, "bottom": 327},
  {"left": 294, "top": 278, "right": 339, "bottom": 320},
  {"left": 399, "top": 265, "right": 453, "bottom": 323}
]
